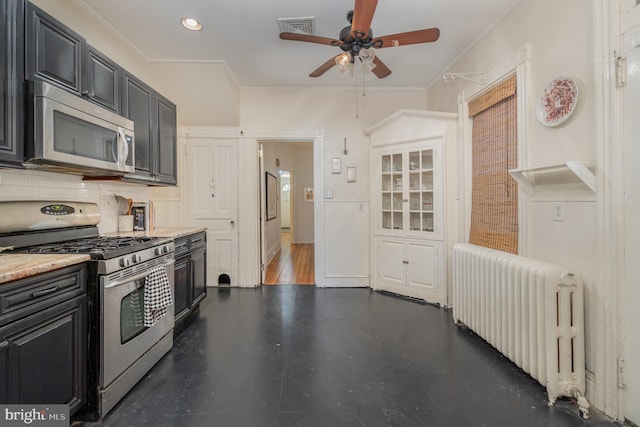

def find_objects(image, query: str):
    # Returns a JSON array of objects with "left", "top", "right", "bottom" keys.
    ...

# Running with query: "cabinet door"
[
  {"left": 374, "top": 238, "right": 405, "bottom": 294},
  {"left": 121, "top": 72, "right": 154, "bottom": 181},
  {"left": 0, "top": 0, "right": 24, "bottom": 166},
  {"left": 85, "top": 46, "right": 120, "bottom": 112},
  {"left": 405, "top": 240, "right": 443, "bottom": 304},
  {"left": 0, "top": 296, "right": 86, "bottom": 416},
  {"left": 380, "top": 152, "right": 404, "bottom": 231},
  {"left": 155, "top": 93, "right": 177, "bottom": 185},
  {"left": 191, "top": 246, "right": 207, "bottom": 306},
  {"left": 26, "top": 2, "right": 85, "bottom": 94},
  {"left": 375, "top": 139, "right": 442, "bottom": 238},
  {"left": 173, "top": 256, "right": 190, "bottom": 322},
  {"left": 373, "top": 237, "right": 444, "bottom": 306}
]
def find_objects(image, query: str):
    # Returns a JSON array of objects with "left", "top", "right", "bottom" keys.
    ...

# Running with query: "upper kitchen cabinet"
[
  {"left": 155, "top": 93, "right": 177, "bottom": 185},
  {"left": 0, "top": 0, "right": 25, "bottom": 167},
  {"left": 122, "top": 72, "right": 154, "bottom": 181},
  {"left": 121, "top": 71, "right": 177, "bottom": 186},
  {"left": 85, "top": 46, "right": 120, "bottom": 113},
  {"left": 26, "top": 2, "right": 85, "bottom": 94},
  {"left": 25, "top": 3, "right": 121, "bottom": 113}
]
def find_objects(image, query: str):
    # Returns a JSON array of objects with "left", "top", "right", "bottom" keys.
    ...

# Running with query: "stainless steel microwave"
[{"left": 24, "top": 81, "right": 135, "bottom": 176}]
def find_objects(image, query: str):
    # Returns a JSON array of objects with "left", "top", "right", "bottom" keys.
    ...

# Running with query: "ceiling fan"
[{"left": 279, "top": 0, "right": 440, "bottom": 79}]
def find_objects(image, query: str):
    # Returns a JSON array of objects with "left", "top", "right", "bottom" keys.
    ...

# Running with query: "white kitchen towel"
[{"left": 144, "top": 266, "right": 172, "bottom": 327}]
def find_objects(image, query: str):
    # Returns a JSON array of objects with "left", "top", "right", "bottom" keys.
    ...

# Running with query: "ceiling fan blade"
[
  {"left": 372, "top": 28, "right": 440, "bottom": 48},
  {"left": 309, "top": 57, "right": 338, "bottom": 78},
  {"left": 351, "top": 0, "right": 378, "bottom": 38},
  {"left": 279, "top": 32, "right": 343, "bottom": 47},
  {"left": 371, "top": 56, "right": 391, "bottom": 78}
]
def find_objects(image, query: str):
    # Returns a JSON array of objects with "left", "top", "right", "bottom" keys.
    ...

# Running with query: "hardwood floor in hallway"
[{"left": 265, "top": 231, "right": 314, "bottom": 285}]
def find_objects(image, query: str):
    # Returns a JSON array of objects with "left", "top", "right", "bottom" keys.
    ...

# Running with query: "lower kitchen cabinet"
[
  {"left": 373, "top": 237, "right": 444, "bottom": 305},
  {"left": 174, "top": 232, "right": 207, "bottom": 336},
  {"left": 0, "top": 264, "right": 87, "bottom": 416}
]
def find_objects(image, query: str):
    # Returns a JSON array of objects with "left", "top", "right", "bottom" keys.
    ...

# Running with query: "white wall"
[{"left": 427, "top": 0, "right": 611, "bottom": 415}]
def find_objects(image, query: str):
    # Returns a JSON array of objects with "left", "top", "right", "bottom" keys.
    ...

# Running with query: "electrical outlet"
[
  {"left": 552, "top": 203, "right": 564, "bottom": 222},
  {"left": 100, "top": 196, "right": 113, "bottom": 208}
]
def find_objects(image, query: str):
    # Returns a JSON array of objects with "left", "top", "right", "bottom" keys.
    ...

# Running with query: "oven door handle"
[{"left": 104, "top": 260, "right": 174, "bottom": 289}]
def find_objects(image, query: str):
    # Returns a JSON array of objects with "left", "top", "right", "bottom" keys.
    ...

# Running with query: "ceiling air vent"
[{"left": 277, "top": 17, "right": 316, "bottom": 35}]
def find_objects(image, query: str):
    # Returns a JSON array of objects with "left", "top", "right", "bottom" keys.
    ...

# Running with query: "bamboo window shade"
[{"left": 468, "top": 74, "right": 518, "bottom": 254}]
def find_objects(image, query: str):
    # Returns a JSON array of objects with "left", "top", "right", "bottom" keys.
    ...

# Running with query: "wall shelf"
[{"left": 509, "top": 161, "right": 595, "bottom": 196}]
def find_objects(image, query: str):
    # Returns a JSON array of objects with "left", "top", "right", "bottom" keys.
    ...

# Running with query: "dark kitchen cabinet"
[
  {"left": 25, "top": 3, "right": 121, "bottom": 113},
  {"left": 173, "top": 232, "right": 207, "bottom": 336},
  {"left": 121, "top": 70, "right": 177, "bottom": 186},
  {"left": 155, "top": 94, "right": 177, "bottom": 185},
  {"left": 122, "top": 72, "right": 154, "bottom": 181},
  {"left": 0, "top": 264, "right": 87, "bottom": 417},
  {"left": 85, "top": 46, "right": 120, "bottom": 113},
  {"left": 0, "top": 0, "right": 24, "bottom": 167},
  {"left": 173, "top": 254, "right": 190, "bottom": 321},
  {"left": 26, "top": 2, "right": 85, "bottom": 94}
]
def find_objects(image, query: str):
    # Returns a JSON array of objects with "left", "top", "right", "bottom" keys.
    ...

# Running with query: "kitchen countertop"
[
  {"left": 0, "top": 253, "right": 90, "bottom": 285},
  {"left": 104, "top": 227, "right": 207, "bottom": 239}
]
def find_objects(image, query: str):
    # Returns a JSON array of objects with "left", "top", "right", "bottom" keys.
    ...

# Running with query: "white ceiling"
[{"left": 80, "top": 0, "right": 520, "bottom": 89}]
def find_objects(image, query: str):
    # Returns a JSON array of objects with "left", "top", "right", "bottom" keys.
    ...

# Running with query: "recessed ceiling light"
[{"left": 181, "top": 17, "right": 202, "bottom": 31}]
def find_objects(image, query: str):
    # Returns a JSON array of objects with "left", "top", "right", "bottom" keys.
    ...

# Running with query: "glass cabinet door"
[
  {"left": 380, "top": 147, "right": 436, "bottom": 234},
  {"left": 408, "top": 149, "right": 434, "bottom": 232},
  {"left": 381, "top": 153, "right": 403, "bottom": 230}
]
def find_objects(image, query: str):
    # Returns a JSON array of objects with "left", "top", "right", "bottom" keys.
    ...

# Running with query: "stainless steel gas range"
[{"left": 0, "top": 201, "right": 175, "bottom": 420}]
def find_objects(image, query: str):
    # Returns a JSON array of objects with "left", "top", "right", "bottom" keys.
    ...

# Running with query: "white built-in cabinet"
[{"left": 366, "top": 110, "right": 457, "bottom": 306}]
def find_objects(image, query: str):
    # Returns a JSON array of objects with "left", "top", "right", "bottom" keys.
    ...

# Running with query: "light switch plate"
[
  {"left": 347, "top": 167, "right": 356, "bottom": 182},
  {"left": 332, "top": 157, "right": 341, "bottom": 174},
  {"left": 324, "top": 189, "right": 333, "bottom": 199},
  {"left": 552, "top": 203, "right": 564, "bottom": 222}
]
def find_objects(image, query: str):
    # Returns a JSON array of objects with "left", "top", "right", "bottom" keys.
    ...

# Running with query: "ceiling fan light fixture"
[
  {"left": 181, "top": 17, "right": 203, "bottom": 31},
  {"left": 359, "top": 48, "right": 377, "bottom": 72},
  {"left": 335, "top": 52, "right": 352, "bottom": 71},
  {"left": 341, "top": 62, "right": 354, "bottom": 76}
]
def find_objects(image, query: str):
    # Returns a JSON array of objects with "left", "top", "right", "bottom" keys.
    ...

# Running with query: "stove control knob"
[
  {"left": 132, "top": 254, "right": 142, "bottom": 264},
  {"left": 163, "top": 244, "right": 172, "bottom": 253},
  {"left": 120, "top": 258, "right": 131, "bottom": 267},
  {"left": 155, "top": 247, "right": 164, "bottom": 256}
]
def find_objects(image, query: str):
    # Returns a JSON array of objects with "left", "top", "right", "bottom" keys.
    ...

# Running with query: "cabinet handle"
[
  {"left": 0, "top": 341, "right": 9, "bottom": 353},
  {"left": 31, "top": 285, "right": 60, "bottom": 298}
]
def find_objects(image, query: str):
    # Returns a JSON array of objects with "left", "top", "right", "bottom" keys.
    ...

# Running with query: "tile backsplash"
[{"left": 0, "top": 168, "right": 149, "bottom": 234}]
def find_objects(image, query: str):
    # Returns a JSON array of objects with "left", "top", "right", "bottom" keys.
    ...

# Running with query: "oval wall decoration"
[{"left": 535, "top": 77, "right": 579, "bottom": 127}]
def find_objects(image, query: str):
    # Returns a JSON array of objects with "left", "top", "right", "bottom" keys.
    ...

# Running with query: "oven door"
[{"left": 100, "top": 257, "right": 174, "bottom": 388}]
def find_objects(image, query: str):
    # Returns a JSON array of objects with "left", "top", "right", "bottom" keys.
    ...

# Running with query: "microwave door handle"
[{"left": 117, "top": 127, "right": 128, "bottom": 171}]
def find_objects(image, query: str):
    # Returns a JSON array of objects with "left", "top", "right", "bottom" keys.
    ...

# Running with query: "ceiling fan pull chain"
[{"left": 355, "top": 77, "right": 359, "bottom": 119}]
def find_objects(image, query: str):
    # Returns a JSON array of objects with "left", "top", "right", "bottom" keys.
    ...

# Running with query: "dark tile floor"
[{"left": 76, "top": 286, "right": 620, "bottom": 427}]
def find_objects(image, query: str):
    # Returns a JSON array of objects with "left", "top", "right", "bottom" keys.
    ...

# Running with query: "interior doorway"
[{"left": 260, "top": 141, "right": 315, "bottom": 285}]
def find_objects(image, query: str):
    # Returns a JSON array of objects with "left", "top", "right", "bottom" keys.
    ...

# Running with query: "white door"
[
  {"left": 185, "top": 137, "right": 238, "bottom": 286},
  {"left": 622, "top": 9, "right": 640, "bottom": 424}
]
